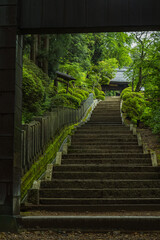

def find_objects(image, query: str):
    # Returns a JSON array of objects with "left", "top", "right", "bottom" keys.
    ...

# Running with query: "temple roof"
[{"left": 110, "top": 68, "right": 129, "bottom": 83}]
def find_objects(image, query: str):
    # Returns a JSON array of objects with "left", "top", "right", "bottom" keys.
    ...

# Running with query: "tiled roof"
[{"left": 111, "top": 68, "right": 129, "bottom": 83}]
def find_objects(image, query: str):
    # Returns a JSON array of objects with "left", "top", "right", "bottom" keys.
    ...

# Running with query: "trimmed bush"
[
  {"left": 50, "top": 94, "right": 70, "bottom": 108},
  {"left": 94, "top": 87, "right": 105, "bottom": 100},
  {"left": 58, "top": 88, "right": 67, "bottom": 94},
  {"left": 98, "top": 94, "right": 105, "bottom": 100},
  {"left": 22, "top": 57, "right": 46, "bottom": 121},
  {"left": 120, "top": 87, "right": 132, "bottom": 99},
  {"left": 73, "top": 88, "right": 89, "bottom": 99},
  {"left": 121, "top": 88, "right": 146, "bottom": 125},
  {"left": 61, "top": 93, "right": 81, "bottom": 108}
]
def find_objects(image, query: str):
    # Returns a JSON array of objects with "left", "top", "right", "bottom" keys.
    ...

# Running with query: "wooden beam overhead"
[{"left": 18, "top": 0, "right": 160, "bottom": 34}]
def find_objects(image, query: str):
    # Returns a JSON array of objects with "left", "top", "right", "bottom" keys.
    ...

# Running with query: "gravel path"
[{"left": 1, "top": 231, "right": 160, "bottom": 240}]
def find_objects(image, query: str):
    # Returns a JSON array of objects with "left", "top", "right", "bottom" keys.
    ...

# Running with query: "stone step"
[
  {"left": 92, "top": 111, "right": 121, "bottom": 114},
  {"left": 89, "top": 121, "right": 123, "bottom": 124},
  {"left": 71, "top": 134, "right": 136, "bottom": 139},
  {"left": 68, "top": 148, "right": 143, "bottom": 154},
  {"left": 79, "top": 125, "right": 129, "bottom": 129},
  {"left": 71, "top": 138, "right": 138, "bottom": 143},
  {"left": 91, "top": 113, "right": 121, "bottom": 117},
  {"left": 92, "top": 110, "right": 120, "bottom": 113},
  {"left": 75, "top": 129, "right": 131, "bottom": 134},
  {"left": 95, "top": 102, "right": 120, "bottom": 104},
  {"left": 85, "top": 122, "right": 123, "bottom": 125},
  {"left": 90, "top": 116, "right": 122, "bottom": 120},
  {"left": 39, "top": 197, "right": 160, "bottom": 205},
  {"left": 69, "top": 145, "right": 142, "bottom": 151},
  {"left": 39, "top": 188, "right": 160, "bottom": 198},
  {"left": 20, "top": 214, "right": 160, "bottom": 231},
  {"left": 62, "top": 153, "right": 151, "bottom": 159},
  {"left": 62, "top": 158, "right": 151, "bottom": 165},
  {"left": 93, "top": 107, "right": 120, "bottom": 110},
  {"left": 53, "top": 165, "right": 158, "bottom": 173},
  {"left": 97, "top": 104, "right": 120, "bottom": 107},
  {"left": 41, "top": 179, "right": 160, "bottom": 189},
  {"left": 52, "top": 172, "right": 159, "bottom": 180},
  {"left": 71, "top": 142, "right": 138, "bottom": 146}
]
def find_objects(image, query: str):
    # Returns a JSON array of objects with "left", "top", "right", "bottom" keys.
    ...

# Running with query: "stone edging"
[{"left": 120, "top": 100, "right": 158, "bottom": 167}]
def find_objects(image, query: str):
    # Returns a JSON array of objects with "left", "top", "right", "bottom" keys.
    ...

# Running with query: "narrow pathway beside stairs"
[{"left": 26, "top": 97, "right": 160, "bottom": 212}]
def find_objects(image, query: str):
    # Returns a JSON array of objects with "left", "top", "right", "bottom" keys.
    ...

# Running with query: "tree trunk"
[
  {"left": 30, "top": 35, "right": 38, "bottom": 64},
  {"left": 135, "top": 67, "right": 142, "bottom": 92},
  {"left": 42, "top": 35, "right": 50, "bottom": 74},
  {"left": 37, "top": 35, "right": 42, "bottom": 68}
]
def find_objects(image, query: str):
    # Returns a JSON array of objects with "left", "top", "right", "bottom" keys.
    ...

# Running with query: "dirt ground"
[
  {"left": 2, "top": 231, "right": 160, "bottom": 240},
  {"left": 137, "top": 127, "right": 160, "bottom": 163}
]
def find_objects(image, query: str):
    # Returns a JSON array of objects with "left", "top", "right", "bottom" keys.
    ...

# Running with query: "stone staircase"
[{"left": 26, "top": 97, "right": 160, "bottom": 212}]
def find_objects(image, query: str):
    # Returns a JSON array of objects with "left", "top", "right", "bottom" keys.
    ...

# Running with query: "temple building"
[{"left": 101, "top": 68, "right": 130, "bottom": 95}]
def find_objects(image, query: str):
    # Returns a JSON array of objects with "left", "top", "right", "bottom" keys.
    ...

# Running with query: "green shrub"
[
  {"left": 98, "top": 94, "right": 105, "bottom": 100},
  {"left": 61, "top": 93, "right": 81, "bottom": 108},
  {"left": 23, "top": 57, "right": 46, "bottom": 117},
  {"left": 141, "top": 104, "right": 160, "bottom": 134},
  {"left": 68, "top": 87, "right": 73, "bottom": 94},
  {"left": 94, "top": 87, "right": 105, "bottom": 100},
  {"left": 50, "top": 94, "right": 70, "bottom": 108},
  {"left": 23, "top": 56, "right": 50, "bottom": 87},
  {"left": 121, "top": 92, "right": 146, "bottom": 125},
  {"left": 120, "top": 87, "right": 132, "bottom": 99},
  {"left": 58, "top": 88, "right": 67, "bottom": 94},
  {"left": 94, "top": 87, "right": 99, "bottom": 97},
  {"left": 122, "top": 91, "right": 144, "bottom": 102},
  {"left": 73, "top": 88, "right": 89, "bottom": 99}
]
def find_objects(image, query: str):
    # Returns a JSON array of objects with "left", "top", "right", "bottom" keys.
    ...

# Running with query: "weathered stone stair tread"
[
  {"left": 39, "top": 198, "right": 160, "bottom": 205},
  {"left": 69, "top": 145, "right": 143, "bottom": 150},
  {"left": 25, "top": 97, "right": 160, "bottom": 214},
  {"left": 85, "top": 123, "right": 123, "bottom": 125},
  {"left": 39, "top": 188, "right": 160, "bottom": 199},
  {"left": 62, "top": 159, "right": 151, "bottom": 165},
  {"left": 53, "top": 165, "right": 159, "bottom": 172},
  {"left": 68, "top": 149, "right": 143, "bottom": 154},
  {"left": 71, "top": 135, "right": 137, "bottom": 139},
  {"left": 52, "top": 172, "right": 159, "bottom": 179},
  {"left": 41, "top": 179, "right": 160, "bottom": 189},
  {"left": 71, "top": 142, "right": 138, "bottom": 145},
  {"left": 76, "top": 127, "right": 130, "bottom": 131},
  {"left": 75, "top": 129, "right": 131, "bottom": 133},
  {"left": 71, "top": 138, "right": 136, "bottom": 142},
  {"left": 63, "top": 153, "right": 151, "bottom": 158},
  {"left": 85, "top": 122, "right": 123, "bottom": 125},
  {"left": 78, "top": 127, "right": 129, "bottom": 131},
  {"left": 72, "top": 139, "right": 138, "bottom": 143}
]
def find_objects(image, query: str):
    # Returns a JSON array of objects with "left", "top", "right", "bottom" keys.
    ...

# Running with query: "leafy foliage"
[
  {"left": 121, "top": 87, "right": 160, "bottom": 134},
  {"left": 22, "top": 57, "right": 47, "bottom": 122},
  {"left": 94, "top": 87, "right": 105, "bottom": 100},
  {"left": 121, "top": 88, "right": 146, "bottom": 125}
]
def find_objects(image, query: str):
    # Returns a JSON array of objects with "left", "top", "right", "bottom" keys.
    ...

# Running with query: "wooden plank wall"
[
  {"left": 0, "top": 0, "right": 22, "bottom": 216},
  {"left": 19, "top": 0, "right": 160, "bottom": 33}
]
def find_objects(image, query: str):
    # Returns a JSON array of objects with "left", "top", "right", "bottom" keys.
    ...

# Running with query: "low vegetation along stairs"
[{"left": 26, "top": 97, "right": 160, "bottom": 213}]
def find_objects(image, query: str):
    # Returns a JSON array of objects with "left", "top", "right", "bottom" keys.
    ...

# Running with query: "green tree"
[
  {"left": 104, "top": 32, "right": 132, "bottom": 68},
  {"left": 87, "top": 58, "right": 118, "bottom": 89},
  {"left": 125, "top": 32, "right": 158, "bottom": 92}
]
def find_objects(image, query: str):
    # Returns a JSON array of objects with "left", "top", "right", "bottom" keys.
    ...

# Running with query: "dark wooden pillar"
[{"left": 0, "top": 0, "right": 22, "bottom": 230}]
